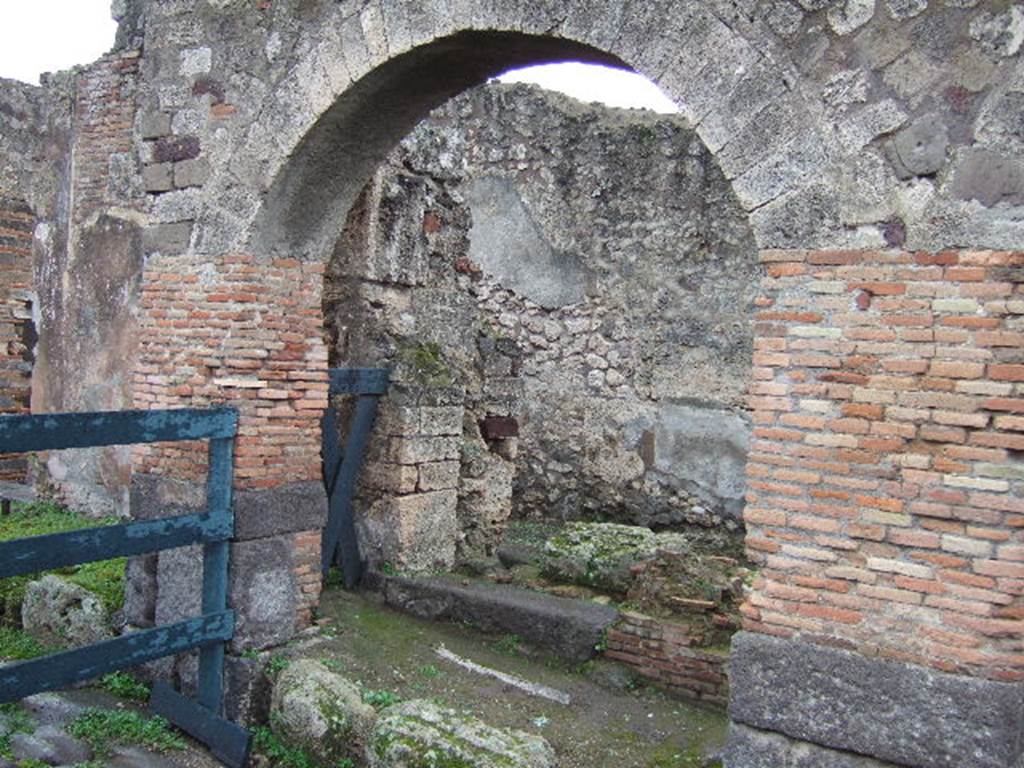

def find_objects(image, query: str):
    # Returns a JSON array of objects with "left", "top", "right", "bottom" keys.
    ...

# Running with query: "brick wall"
[
  {"left": 72, "top": 51, "right": 140, "bottom": 221},
  {"left": 0, "top": 195, "right": 34, "bottom": 481},
  {"left": 605, "top": 611, "right": 730, "bottom": 705},
  {"left": 743, "top": 249, "right": 1023, "bottom": 682},
  {"left": 133, "top": 253, "right": 329, "bottom": 632},
  {"left": 133, "top": 253, "right": 328, "bottom": 488}
]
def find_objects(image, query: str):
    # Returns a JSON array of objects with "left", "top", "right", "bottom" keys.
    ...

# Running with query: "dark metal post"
[{"left": 197, "top": 430, "right": 235, "bottom": 713}]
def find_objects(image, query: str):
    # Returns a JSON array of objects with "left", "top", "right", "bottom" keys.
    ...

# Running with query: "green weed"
[
  {"left": 99, "top": 671, "right": 151, "bottom": 702},
  {"left": 67, "top": 708, "right": 185, "bottom": 758}
]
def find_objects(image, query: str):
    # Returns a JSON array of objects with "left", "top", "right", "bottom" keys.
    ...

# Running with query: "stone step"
[{"left": 364, "top": 571, "right": 619, "bottom": 664}]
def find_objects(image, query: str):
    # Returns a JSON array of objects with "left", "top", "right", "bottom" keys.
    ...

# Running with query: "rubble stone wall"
[{"left": 326, "top": 83, "right": 758, "bottom": 567}]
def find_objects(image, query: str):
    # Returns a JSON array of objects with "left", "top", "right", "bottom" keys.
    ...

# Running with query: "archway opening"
[{"left": 289, "top": 39, "right": 761, "bottom": 762}]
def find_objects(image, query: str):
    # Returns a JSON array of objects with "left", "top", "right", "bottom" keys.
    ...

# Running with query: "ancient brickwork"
[
  {"left": 0, "top": 196, "right": 35, "bottom": 481},
  {"left": 605, "top": 612, "right": 730, "bottom": 706},
  {"left": 743, "top": 248, "right": 1024, "bottom": 682},
  {"left": 70, "top": 51, "right": 140, "bottom": 221},
  {"left": 133, "top": 253, "right": 327, "bottom": 489}
]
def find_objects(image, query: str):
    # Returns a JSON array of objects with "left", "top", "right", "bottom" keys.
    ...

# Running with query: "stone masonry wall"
[
  {"left": 743, "top": 248, "right": 1024, "bottom": 683},
  {"left": 325, "top": 83, "right": 759, "bottom": 569}
]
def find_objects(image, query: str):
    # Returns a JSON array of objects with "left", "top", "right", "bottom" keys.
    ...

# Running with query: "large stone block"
[
  {"left": 728, "top": 632, "right": 1024, "bottom": 768},
  {"left": 726, "top": 724, "right": 901, "bottom": 768}
]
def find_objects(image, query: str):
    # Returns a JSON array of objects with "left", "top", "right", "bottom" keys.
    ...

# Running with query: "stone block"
[
  {"left": 419, "top": 406, "right": 463, "bottom": 436},
  {"left": 362, "top": 461, "right": 419, "bottom": 494},
  {"left": 141, "top": 221, "right": 193, "bottom": 254},
  {"left": 229, "top": 535, "right": 300, "bottom": 652},
  {"left": 417, "top": 460, "right": 460, "bottom": 491},
  {"left": 387, "top": 435, "right": 460, "bottom": 464},
  {"left": 142, "top": 162, "right": 173, "bottom": 192},
  {"left": 234, "top": 480, "right": 328, "bottom": 541},
  {"left": 173, "top": 157, "right": 211, "bottom": 188},
  {"left": 138, "top": 110, "right": 172, "bottom": 139},
  {"left": 726, "top": 723, "right": 901, "bottom": 767},
  {"left": 729, "top": 632, "right": 1024, "bottom": 768},
  {"left": 361, "top": 490, "right": 458, "bottom": 571}
]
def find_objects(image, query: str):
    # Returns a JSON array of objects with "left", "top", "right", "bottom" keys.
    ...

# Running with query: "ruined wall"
[
  {"left": 0, "top": 195, "right": 35, "bottom": 481},
  {"left": 0, "top": 48, "right": 145, "bottom": 514},
  {"left": 0, "top": 77, "right": 64, "bottom": 486},
  {"left": 11, "top": 0, "right": 1019, "bottom": 758},
  {"left": 325, "top": 83, "right": 758, "bottom": 568}
]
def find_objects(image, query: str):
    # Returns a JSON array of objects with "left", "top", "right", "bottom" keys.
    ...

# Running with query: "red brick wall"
[
  {"left": 133, "top": 253, "right": 328, "bottom": 488},
  {"left": 0, "top": 196, "right": 34, "bottom": 481},
  {"left": 72, "top": 51, "right": 140, "bottom": 220},
  {"left": 743, "top": 249, "right": 1023, "bottom": 683},
  {"left": 605, "top": 611, "right": 730, "bottom": 705}
]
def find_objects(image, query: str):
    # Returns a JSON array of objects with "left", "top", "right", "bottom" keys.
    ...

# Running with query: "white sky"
[
  {"left": 498, "top": 62, "right": 679, "bottom": 114},
  {"left": 0, "top": 2, "right": 678, "bottom": 114},
  {"left": 0, "top": 0, "right": 117, "bottom": 85}
]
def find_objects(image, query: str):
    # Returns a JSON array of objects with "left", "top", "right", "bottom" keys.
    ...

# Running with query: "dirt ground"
[{"left": 285, "top": 586, "right": 728, "bottom": 768}]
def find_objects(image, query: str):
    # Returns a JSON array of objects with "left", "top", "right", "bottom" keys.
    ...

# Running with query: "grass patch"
[
  {"left": 67, "top": 708, "right": 185, "bottom": 758},
  {"left": 492, "top": 633, "right": 523, "bottom": 656},
  {"left": 0, "top": 502, "right": 125, "bottom": 632},
  {"left": 0, "top": 625, "right": 57, "bottom": 661},
  {"left": 99, "top": 671, "right": 151, "bottom": 702}
]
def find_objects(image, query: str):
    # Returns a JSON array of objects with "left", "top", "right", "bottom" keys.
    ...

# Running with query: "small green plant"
[
  {"left": 99, "top": 671, "right": 151, "bottom": 702},
  {"left": 266, "top": 654, "right": 291, "bottom": 678},
  {"left": 68, "top": 708, "right": 185, "bottom": 758},
  {"left": 493, "top": 634, "right": 522, "bottom": 656},
  {"left": 361, "top": 688, "right": 400, "bottom": 710},
  {"left": 418, "top": 664, "right": 440, "bottom": 678},
  {"left": 380, "top": 561, "right": 398, "bottom": 577},
  {"left": 594, "top": 628, "right": 609, "bottom": 653},
  {"left": 320, "top": 657, "right": 345, "bottom": 674}
]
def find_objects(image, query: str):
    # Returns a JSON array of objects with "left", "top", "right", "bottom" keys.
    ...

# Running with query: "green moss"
[{"left": 398, "top": 342, "right": 454, "bottom": 387}]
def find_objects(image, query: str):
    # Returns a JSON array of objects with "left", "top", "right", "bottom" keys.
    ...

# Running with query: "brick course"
[
  {"left": 744, "top": 249, "right": 1024, "bottom": 682},
  {"left": 0, "top": 196, "right": 34, "bottom": 481},
  {"left": 604, "top": 611, "right": 730, "bottom": 705}
]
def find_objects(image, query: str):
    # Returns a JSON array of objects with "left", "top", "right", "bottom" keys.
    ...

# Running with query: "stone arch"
[
  {"left": 201, "top": 1, "right": 830, "bottom": 262},
  {"left": 127, "top": 1, "right": 1024, "bottom": 764}
]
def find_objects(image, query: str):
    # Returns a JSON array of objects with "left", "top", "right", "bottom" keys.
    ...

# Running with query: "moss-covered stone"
[
  {"left": 368, "top": 700, "right": 555, "bottom": 768},
  {"left": 542, "top": 522, "right": 688, "bottom": 595},
  {"left": 269, "top": 659, "right": 377, "bottom": 765}
]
